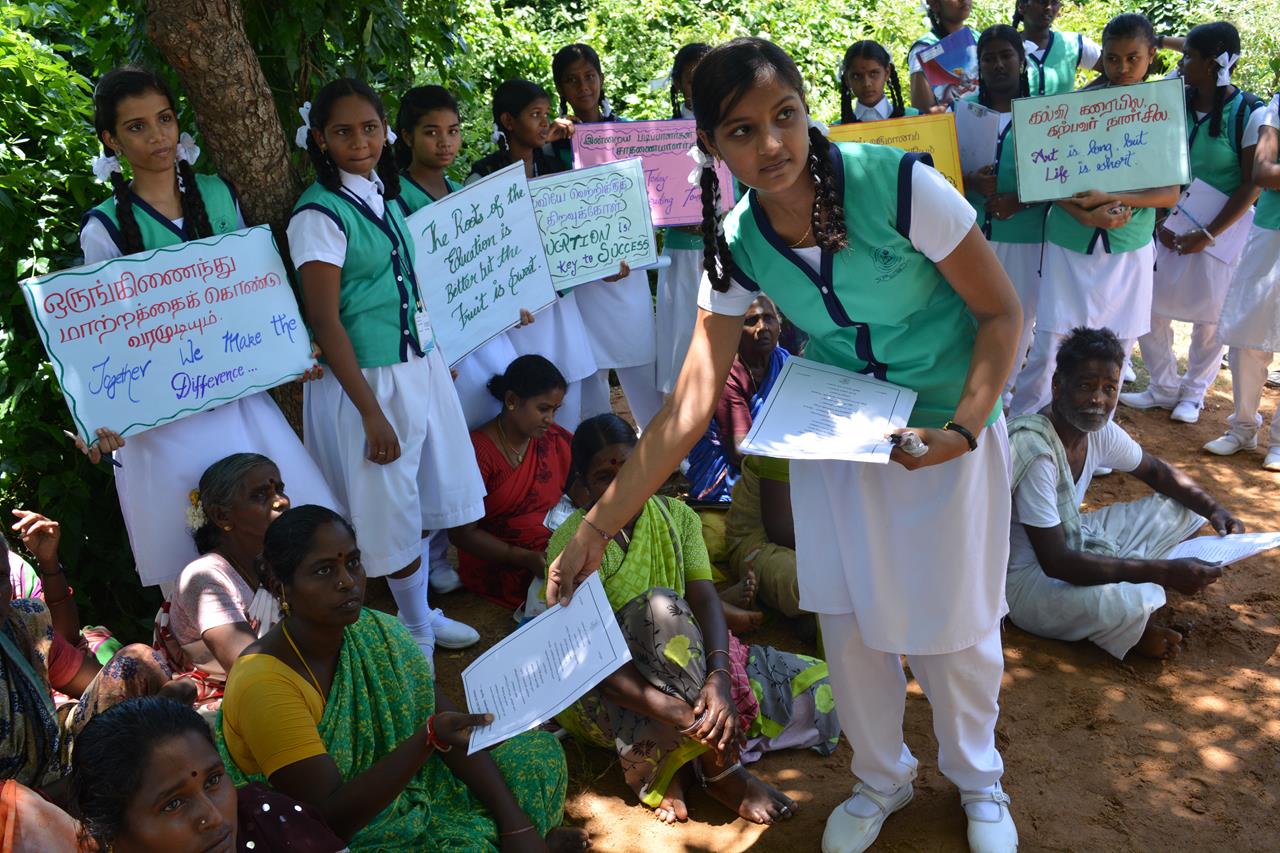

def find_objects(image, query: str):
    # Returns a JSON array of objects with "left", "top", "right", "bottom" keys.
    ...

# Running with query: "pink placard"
[{"left": 571, "top": 119, "right": 735, "bottom": 227}]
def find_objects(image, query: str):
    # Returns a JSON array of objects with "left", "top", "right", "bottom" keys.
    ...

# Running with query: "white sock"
[
  {"left": 846, "top": 784, "right": 903, "bottom": 818},
  {"left": 422, "top": 531, "right": 450, "bottom": 575},
  {"left": 962, "top": 789, "right": 1002, "bottom": 822},
  {"left": 387, "top": 569, "right": 435, "bottom": 647}
]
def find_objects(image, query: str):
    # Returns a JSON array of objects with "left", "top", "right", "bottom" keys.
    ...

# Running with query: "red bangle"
[
  {"left": 426, "top": 713, "right": 452, "bottom": 752},
  {"left": 44, "top": 586, "right": 73, "bottom": 607}
]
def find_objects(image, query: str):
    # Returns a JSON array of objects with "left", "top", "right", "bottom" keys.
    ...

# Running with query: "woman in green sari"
[
  {"left": 548, "top": 414, "right": 839, "bottom": 827},
  {"left": 216, "top": 505, "right": 590, "bottom": 852}
]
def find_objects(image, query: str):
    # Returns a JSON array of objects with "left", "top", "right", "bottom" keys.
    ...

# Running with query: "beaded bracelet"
[
  {"left": 582, "top": 517, "right": 612, "bottom": 542},
  {"left": 426, "top": 714, "right": 452, "bottom": 753}
]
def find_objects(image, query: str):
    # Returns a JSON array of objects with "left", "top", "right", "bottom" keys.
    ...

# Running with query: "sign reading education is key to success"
[
  {"left": 530, "top": 158, "right": 658, "bottom": 291},
  {"left": 22, "top": 225, "right": 313, "bottom": 442},
  {"left": 829, "top": 113, "right": 965, "bottom": 193},
  {"left": 572, "top": 119, "right": 734, "bottom": 227},
  {"left": 406, "top": 161, "right": 558, "bottom": 365},
  {"left": 1011, "top": 77, "right": 1190, "bottom": 203}
]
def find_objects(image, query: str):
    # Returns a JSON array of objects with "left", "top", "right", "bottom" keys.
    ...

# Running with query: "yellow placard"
[{"left": 828, "top": 113, "right": 965, "bottom": 194}]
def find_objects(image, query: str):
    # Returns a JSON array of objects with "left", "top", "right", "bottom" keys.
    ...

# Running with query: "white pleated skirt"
[
  {"left": 1037, "top": 241, "right": 1155, "bottom": 340},
  {"left": 655, "top": 247, "right": 704, "bottom": 394},
  {"left": 506, "top": 292, "right": 597, "bottom": 383},
  {"left": 1217, "top": 225, "right": 1280, "bottom": 352},
  {"left": 452, "top": 334, "right": 520, "bottom": 430},
  {"left": 573, "top": 267, "right": 657, "bottom": 369},
  {"left": 1151, "top": 240, "right": 1242, "bottom": 323}
]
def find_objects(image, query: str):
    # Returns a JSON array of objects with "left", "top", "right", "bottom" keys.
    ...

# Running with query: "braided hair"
[
  {"left": 691, "top": 38, "right": 849, "bottom": 292},
  {"left": 492, "top": 79, "right": 552, "bottom": 155},
  {"left": 926, "top": 0, "right": 948, "bottom": 39},
  {"left": 394, "top": 85, "right": 459, "bottom": 169},
  {"left": 303, "top": 78, "right": 401, "bottom": 200},
  {"left": 552, "top": 43, "right": 609, "bottom": 118},
  {"left": 1185, "top": 22, "right": 1241, "bottom": 138},
  {"left": 976, "top": 25, "right": 1031, "bottom": 107},
  {"left": 839, "top": 41, "right": 906, "bottom": 122},
  {"left": 670, "top": 42, "right": 712, "bottom": 119},
  {"left": 92, "top": 67, "right": 214, "bottom": 254}
]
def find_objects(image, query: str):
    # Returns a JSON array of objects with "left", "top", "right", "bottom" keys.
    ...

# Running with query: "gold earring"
[
  {"left": 223, "top": 525, "right": 233, "bottom": 532},
  {"left": 281, "top": 598, "right": 291, "bottom": 616}
]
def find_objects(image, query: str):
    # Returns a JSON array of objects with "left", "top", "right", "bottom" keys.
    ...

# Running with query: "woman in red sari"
[{"left": 450, "top": 356, "right": 574, "bottom": 608}]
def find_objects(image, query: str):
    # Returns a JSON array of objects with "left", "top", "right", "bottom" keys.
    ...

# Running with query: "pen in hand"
[{"left": 63, "top": 429, "right": 123, "bottom": 468}]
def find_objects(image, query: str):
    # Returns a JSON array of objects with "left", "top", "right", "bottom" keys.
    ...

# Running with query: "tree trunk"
[{"left": 145, "top": 0, "right": 305, "bottom": 433}]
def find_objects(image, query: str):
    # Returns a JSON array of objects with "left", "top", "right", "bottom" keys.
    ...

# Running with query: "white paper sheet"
[
  {"left": 463, "top": 572, "right": 630, "bottom": 754},
  {"left": 1164, "top": 531, "right": 1280, "bottom": 565},
  {"left": 738, "top": 357, "right": 918, "bottom": 463},
  {"left": 954, "top": 98, "right": 1001, "bottom": 176},
  {"left": 1163, "top": 178, "right": 1255, "bottom": 265}
]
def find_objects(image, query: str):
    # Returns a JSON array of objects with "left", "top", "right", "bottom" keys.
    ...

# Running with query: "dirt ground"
[{"left": 431, "top": 343, "right": 1280, "bottom": 853}]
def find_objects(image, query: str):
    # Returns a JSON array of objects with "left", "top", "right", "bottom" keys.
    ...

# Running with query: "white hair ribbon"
[
  {"left": 808, "top": 116, "right": 830, "bottom": 137},
  {"left": 294, "top": 101, "right": 313, "bottom": 150},
  {"left": 1215, "top": 52, "right": 1239, "bottom": 87},
  {"left": 649, "top": 74, "right": 672, "bottom": 92},
  {"left": 687, "top": 144, "right": 714, "bottom": 185},
  {"left": 386, "top": 127, "right": 398, "bottom": 145},
  {"left": 176, "top": 132, "right": 201, "bottom": 166},
  {"left": 91, "top": 152, "right": 122, "bottom": 183},
  {"left": 679, "top": 104, "right": 695, "bottom": 120},
  {"left": 491, "top": 123, "right": 507, "bottom": 146},
  {"left": 601, "top": 96, "right": 614, "bottom": 119}
]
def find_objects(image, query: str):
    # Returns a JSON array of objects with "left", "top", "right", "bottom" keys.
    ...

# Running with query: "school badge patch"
[{"left": 872, "top": 246, "right": 905, "bottom": 280}]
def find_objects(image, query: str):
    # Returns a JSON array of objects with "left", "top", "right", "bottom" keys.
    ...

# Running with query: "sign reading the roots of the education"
[
  {"left": 571, "top": 119, "right": 735, "bottom": 227},
  {"left": 829, "top": 113, "right": 965, "bottom": 193},
  {"left": 22, "top": 225, "right": 313, "bottom": 442},
  {"left": 530, "top": 158, "right": 658, "bottom": 291},
  {"left": 1011, "top": 78, "right": 1190, "bottom": 203},
  {"left": 406, "top": 161, "right": 558, "bottom": 365}
]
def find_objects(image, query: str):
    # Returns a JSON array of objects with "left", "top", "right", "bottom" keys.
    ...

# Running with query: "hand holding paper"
[{"left": 1165, "top": 531, "right": 1280, "bottom": 567}]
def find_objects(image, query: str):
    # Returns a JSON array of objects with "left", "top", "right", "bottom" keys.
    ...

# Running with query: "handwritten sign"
[
  {"left": 21, "top": 225, "right": 312, "bottom": 442},
  {"left": 571, "top": 119, "right": 734, "bottom": 227},
  {"left": 1011, "top": 78, "right": 1190, "bottom": 203},
  {"left": 530, "top": 158, "right": 658, "bottom": 291},
  {"left": 829, "top": 113, "right": 965, "bottom": 192},
  {"left": 406, "top": 161, "right": 557, "bottom": 365}
]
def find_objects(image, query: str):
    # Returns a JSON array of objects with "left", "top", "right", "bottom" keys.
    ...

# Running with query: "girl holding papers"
[
  {"left": 77, "top": 67, "right": 339, "bottom": 592},
  {"left": 547, "top": 38, "right": 1022, "bottom": 853},
  {"left": 1124, "top": 22, "right": 1266, "bottom": 424}
]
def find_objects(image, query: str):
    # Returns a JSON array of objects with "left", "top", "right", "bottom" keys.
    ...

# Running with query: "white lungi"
[
  {"left": 655, "top": 247, "right": 703, "bottom": 394},
  {"left": 1006, "top": 494, "right": 1205, "bottom": 659},
  {"left": 115, "top": 393, "right": 342, "bottom": 588},
  {"left": 303, "top": 346, "right": 485, "bottom": 577},
  {"left": 992, "top": 241, "right": 1042, "bottom": 396}
]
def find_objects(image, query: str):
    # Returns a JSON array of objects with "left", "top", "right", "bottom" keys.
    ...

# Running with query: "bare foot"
[
  {"left": 721, "top": 601, "right": 765, "bottom": 634},
  {"left": 547, "top": 826, "right": 591, "bottom": 851},
  {"left": 652, "top": 767, "right": 690, "bottom": 824},
  {"left": 1133, "top": 620, "right": 1183, "bottom": 660},
  {"left": 699, "top": 758, "right": 798, "bottom": 824},
  {"left": 719, "top": 567, "right": 758, "bottom": 610}
]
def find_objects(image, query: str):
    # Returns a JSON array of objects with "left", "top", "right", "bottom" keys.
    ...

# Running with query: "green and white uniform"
[{"left": 1023, "top": 30, "right": 1101, "bottom": 97}]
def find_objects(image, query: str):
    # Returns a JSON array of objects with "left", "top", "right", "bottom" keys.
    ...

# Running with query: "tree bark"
[{"left": 145, "top": 0, "right": 305, "bottom": 433}]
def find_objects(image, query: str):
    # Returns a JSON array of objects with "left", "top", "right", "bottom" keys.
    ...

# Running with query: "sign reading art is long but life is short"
[
  {"left": 21, "top": 225, "right": 313, "bottom": 442},
  {"left": 571, "top": 119, "right": 735, "bottom": 227},
  {"left": 1011, "top": 77, "right": 1190, "bottom": 203},
  {"left": 530, "top": 158, "right": 658, "bottom": 291},
  {"left": 829, "top": 113, "right": 966, "bottom": 193},
  {"left": 406, "top": 161, "right": 558, "bottom": 365}
]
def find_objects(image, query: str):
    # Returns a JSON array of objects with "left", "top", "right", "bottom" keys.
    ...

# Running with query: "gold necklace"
[
  {"left": 281, "top": 621, "right": 325, "bottom": 700},
  {"left": 495, "top": 417, "right": 527, "bottom": 465},
  {"left": 787, "top": 219, "right": 813, "bottom": 249}
]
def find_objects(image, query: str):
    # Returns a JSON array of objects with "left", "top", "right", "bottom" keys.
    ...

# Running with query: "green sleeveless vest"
[
  {"left": 664, "top": 228, "right": 703, "bottom": 251},
  {"left": 1187, "top": 90, "right": 1253, "bottom": 195},
  {"left": 82, "top": 173, "right": 239, "bottom": 252},
  {"left": 1026, "top": 31, "right": 1084, "bottom": 97},
  {"left": 1256, "top": 190, "right": 1280, "bottom": 231},
  {"left": 960, "top": 100, "right": 1046, "bottom": 244},
  {"left": 292, "top": 181, "right": 429, "bottom": 368},
  {"left": 397, "top": 172, "right": 462, "bottom": 216},
  {"left": 723, "top": 142, "right": 999, "bottom": 428}
]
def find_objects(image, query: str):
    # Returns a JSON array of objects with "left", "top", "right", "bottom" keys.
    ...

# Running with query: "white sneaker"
[
  {"left": 431, "top": 609, "right": 481, "bottom": 649},
  {"left": 1118, "top": 388, "right": 1176, "bottom": 410},
  {"left": 821, "top": 782, "right": 914, "bottom": 853},
  {"left": 429, "top": 564, "right": 463, "bottom": 595},
  {"left": 1264, "top": 448, "right": 1280, "bottom": 472},
  {"left": 1203, "top": 430, "right": 1258, "bottom": 456},
  {"left": 1123, "top": 362, "right": 1137, "bottom": 383},
  {"left": 1170, "top": 400, "right": 1201, "bottom": 424},
  {"left": 962, "top": 786, "right": 1018, "bottom": 853}
]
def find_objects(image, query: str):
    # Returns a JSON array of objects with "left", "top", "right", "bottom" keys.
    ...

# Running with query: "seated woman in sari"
[
  {"left": 547, "top": 414, "right": 839, "bottom": 826},
  {"left": 685, "top": 295, "right": 789, "bottom": 502},
  {"left": 73, "top": 696, "right": 346, "bottom": 852},
  {"left": 155, "top": 453, "right": 291, "bottom": 710},
  {"left": 450, "top": 355, "right": 573, "bottom": 609},
  {"left": 0, "top": 536, "right": 193, "bottom": 794},
  {"left": 217, "top": 505, "right": 590, "bottom": 852}
]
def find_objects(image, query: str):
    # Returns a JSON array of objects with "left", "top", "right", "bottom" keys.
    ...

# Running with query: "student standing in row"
[
  {"left": 548, "top": 38, "right": 1022, "bottom": 853},
  {"left": 289, "top": 78, "right": 486, "bottom": 668},
  {"left": 837, "top": 40, "right": 917, "bottom": 124},
  {"left": 908, "top": 0, "right": 978, "bottom": 111},
  {"left": 78, "top": 67, "right": 340, "bottom": 593},
  {"left": 1123, "top": 23, "right": 1264, "bottom": 424},
  {"left": 1013, "top": 0, "right": 1102, "bottom": 96}
]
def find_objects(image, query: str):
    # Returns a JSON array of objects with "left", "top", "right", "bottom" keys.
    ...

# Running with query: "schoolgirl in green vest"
[
  {"left": 1013, "top": 0, "right": 1102, "bottom": 96},
  {"left": 76, "top": 67, "right": 338, "bottom": 592},
  {"left": 1205, "top": 99, "right": 1280, "bottom": 470},
  {"left": 548, "top": 43, "right": 664, "bottom": 429},
  {"left": 657, "top": 42, "right": 713, "bottom": 394},
  {"left": 836, "top": 40, "right": 919, "bottom": 124},
  {"left": 288, "top": 78, "right": 485, "bottom": 665},
  {"left": 1126, "top": 22, "right": 1265, "bottom": 423},
  {"left": 1009, "top": 14, "right": 1182, "bottom": 418},
  {"left": 908, "top": 0, "right": 979, "bottom": 111},
  {"left": 545, "top": 38, "right": 1023, "bottom": 853},
  {"left": 393, "top": 85, "right": 464, "bottom": 215},
  {"left": 960, "top": 26, "right": 1046, "bottom": 404}
]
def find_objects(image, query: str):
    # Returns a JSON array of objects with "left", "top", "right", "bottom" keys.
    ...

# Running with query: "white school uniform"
[
  {"left": 852, "top": 97, "right": 894, "bottom": 123},
  {"left": 655, "top": 242, "right": 704, "bottom": 395},
  {"left": 289, "top": 171, "right": 485, "bottom": 577},
  {"left": 79, "top": 208, "right": 341, "bottom": 589},
  {"left": 576, "top": 269, "right": 664, "bottom": 426},
  {"left": 1217, "top": 223, "right": 1280, "bottom": 447}
]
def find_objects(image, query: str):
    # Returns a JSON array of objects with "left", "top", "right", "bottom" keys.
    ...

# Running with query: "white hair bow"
[
  {"left": 601, "top": 96, "right": 614, "bottom": 119},
  {"left": 91, "top": 152, "right": 122, "bottom": 182},
  {"left": 176, "top": 132, "right": 201, "bottom": 166},
  {"left": 491, "top": 123, "right": 507, "bottom": 146},
  {"left": 687, "top": 144, "right": 714, "bottom": 185},
  {"left": 386, "top": 127, "right": 398, "bottom": 145},
  {"left": 1215, "top": 52, "right": 1239, "bottom": 87},
  {"left": 808, "top": 116, "right": 830, "bottom": 137},
  {"left": 294, "top": 102, "right": 313, "bottom": 150}
]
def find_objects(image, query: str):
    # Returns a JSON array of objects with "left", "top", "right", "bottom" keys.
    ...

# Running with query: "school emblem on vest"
[{"left": 872, "top": 246, "right": 905, "bottom": 280}]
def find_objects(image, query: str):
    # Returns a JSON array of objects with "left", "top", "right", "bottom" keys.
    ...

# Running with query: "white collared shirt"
[
  {"left": 287, "top": 169, "right": 387, "bottom": 268},
  {"left": 853, "top": 96, "right": 894, "bottom": 123}
]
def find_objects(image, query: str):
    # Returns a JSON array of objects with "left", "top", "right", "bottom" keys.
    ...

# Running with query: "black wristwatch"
[{"left": 943, "top": 420, "right": 978, "bottom": 452}]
